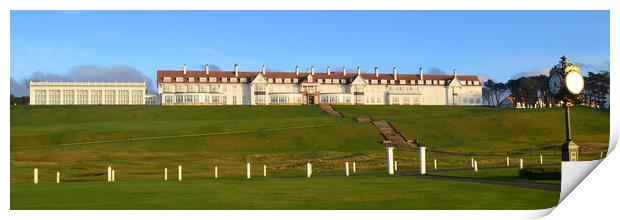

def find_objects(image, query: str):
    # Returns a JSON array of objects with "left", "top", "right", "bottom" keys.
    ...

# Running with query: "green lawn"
[
  {"left": 11, "top": 105, "right": 605, "bottom": 209},
  {"left": 11, "top": 176, "right": 559, "bottom": 210}
]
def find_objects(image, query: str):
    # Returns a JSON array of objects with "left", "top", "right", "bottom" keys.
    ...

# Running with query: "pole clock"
[{"left": 548, "top": 56, "right": 585, "bottom": 161}]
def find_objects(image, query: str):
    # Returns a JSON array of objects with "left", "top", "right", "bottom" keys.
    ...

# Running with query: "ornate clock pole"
[{"left": 548, "top": 56, "right": 585, "bottom": 161}]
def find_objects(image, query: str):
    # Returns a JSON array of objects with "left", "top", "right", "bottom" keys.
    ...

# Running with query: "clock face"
[
  {"left": 565, "top": 71, "right": 585, "bottom": 94},
  {"left": 548, "top": 73, "right": 563, "bottom": 95}
]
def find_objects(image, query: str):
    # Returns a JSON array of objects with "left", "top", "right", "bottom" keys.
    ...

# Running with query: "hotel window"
[
  {"left": 440, "top": 81, "right": 445, "bottom": 85},
  {"left": 188, "top": 77, "right": 195, "bottom": 82},
  {"left": 63, "top": 90, "right": 74, "bottom": 105},
  {"left": 104, "top": 90, "right": 116, "bottom": 105},
  {"left": 271, "top": 95, "right": 289, "bottom": 103},
  {"left": 176, "top": 77, "right": 184, "bottom": 82},
  {"left": 275, "top": 78, "right": 282, "bottom": 83},
  {"left": 230, "top": 77, "right": 238, "bottom": 82},
  {"left": 199, "top": 77, "right": 207, "bottom": 82},
  {"left": 390, "top": 80, "right": 395, "bottom": 84},
  {"left": 77, "top": 90, "right": 88, "bottom": 105},
  {"left": 399, "top": 80, "right": 405, "bottom": 84},
  {"left": 188, "top": 85, "right": 198, "bottom": 93},
  {"left": 371, "top": 80, "right": 378, "bottom": 84},
  {"left": 284, "top": 78, "right": 291, "bottom": 83},
  {"left": 209, "top": 85, "right": 219, "bottom": 93},
  {"left": 132, "top": 90, "right": 143, "bottom": 104},
  {"left": 34, "top": 90, "right": 47, "bottom": 105},
  {"left": 255, "top": 84, "right": 266, "bottom": 92},
  {"left": 164, "top": 95, "right": 174, "bottom": 103},
  {"left": 176, "top": 95, "right": 184, "bottom": 103},
  {"left": 211, "top": 96, "right": 220, "bottom": 103},
  {"left": 403, "top": 97, "right": 411, "bottom": 105},
  {"left": 255, "top": 95, "right": 265, "bottom": 103},
  {"left": 293, "top": 79, "right": 298, "bottom": 83},
  {"left": 91, "top": 90, "right": 102, "bottom": 105},
  {"left": 49, "top": 90, "right": 61, "bottom": 105},
  {"left": 381, "top": 80, "right": 387, "bottom": 84},
  {"left": 200, "top": 85, "right": 208, "bottom": 92},
  {"left": 240, "top": 78, "right": 248, "bottom": 83},
  {"left": 209, "top": 77, "right": 217, "bottom": 82},
  {"left": 164, "top": 84, "right": 174, "bottom": 92},
  {"left": 222, "top": 78, "right": 228, "bottom": 83},
  {"left": 425, "top": 80, "right": 431, "bottom": 84},
  {"left": 118, "top": 90, "right": 129, "bottom": 105},
  {"left": 222, "top": 95, "right": 227, "bottom": 104},
  {"left": 163, "top": 77, "right": 172, "bottom": 82},
  {"left": 232, "top": 96, "right": 237, "bottom": 105}
]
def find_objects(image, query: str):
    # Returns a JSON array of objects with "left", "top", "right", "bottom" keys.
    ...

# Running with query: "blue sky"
[{"left": 10, "top": 10, "right": 609, "bottom": 95}]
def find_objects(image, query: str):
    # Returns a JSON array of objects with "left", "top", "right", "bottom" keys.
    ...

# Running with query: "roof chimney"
[
  {"left": 183, "top": 64, "right": 187, "bottom": 75},
  {"left": 392, "top": 67, "right": 398, "bottom": 80},
  {"left": 234, "top": 64, "right": 239, "bottom": 77},
  {"left": 357, "top": 66, "right": 361, "bottom": 76},
  {"left": 419, "top": 67, "right": 424, "bottom": 81},
  {"left": 311, "top": 66, "right": 315, "bottom": 75},
  {"left": 327, "top": 66, "right": 331, "bottom": 76},
  {"left": 295, "top": 66, "right": 300, "bottom": 76},
  {"left": 262, "top": 65, "right": 266, "bottom": 75},
  {"left": 453, "top": 69, "right": 457, "bottom": 77},
  {"left": 343, "top": 67, "right": 347, "bottom": 76},
  {"left": 205, "top": 64, "right": 209, "bottom": 75},
  {"left": 374, "top": 67, "right": 379, "bottom": 77}
]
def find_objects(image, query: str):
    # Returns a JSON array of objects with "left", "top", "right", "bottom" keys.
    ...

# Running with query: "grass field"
[{"left": 10, "top": 105, "right": 609, "bottom": 209}]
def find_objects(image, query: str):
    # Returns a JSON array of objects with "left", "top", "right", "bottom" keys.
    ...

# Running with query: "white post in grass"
[
  {"left": 33, "top": 168, "right": 38, "bottom": 184},
  {"left": 387, "top": 147, "right": 395, "bottom": 175},
  {"left": 107, "top": 166, "right": 112, "bottom": 182},
  {"left": 345, "top": 162, "right": 350, "bottom": 176},
  {"left": 112, "top": 170, "right": 115, "bottom": 182},
  {"left": 506, "top": 156, "right": 510, "bottom": 166},
  {"left": 540, "top": 155, "right": 544, "bottom": 165},
  {"left": 307, "top": 163, "right": 312, "bottom": 178},
  {"left": 164, "top": 168, "right": 168, "bottom": 181},
  {"left": 215, "top": 166, "right": 218, "bottom": 179},
  {"left": 178, "top": 165, "right": 183, "bottom": 181},
  {"left": 601, "top": 152, "right": 603, "bottom": 159},
  {"left": 394, "top": 161, "right": 399, "bottom": 171},
  {"left": 419, "top": 146, "right": 427, "bottom": 175},
  {"left": 56, "top": 172, "right": 60, "bottom": 183},
  {"left": 263, "top": 165, "right": 267, "bottom": 177},
  {"left": 519, "top": 158, "right": 524, "bottom": 170},
  {"left": 474, "top": 160, "right": 478, "bottom": 172},
  {"left": 246, "top": 163, "right": 251, "bottom": 179},
  {"left": 434, "top": 159, "right": 438, "bottom": 170},
  {"left": 471, "top": 157, "right": 474, "bottom": 168},
  {"left": 353, "top": 162, "right": 357, "bottom": 173}
]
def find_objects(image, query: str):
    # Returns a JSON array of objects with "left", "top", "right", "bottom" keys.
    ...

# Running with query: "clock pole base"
[{"left": 561, "top": 141, "right": 580, "bottom": 162}]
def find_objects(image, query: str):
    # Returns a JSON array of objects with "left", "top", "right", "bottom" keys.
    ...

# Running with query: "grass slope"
[{"left": 334, "top": 105, "right": 609, "bottom": 152}]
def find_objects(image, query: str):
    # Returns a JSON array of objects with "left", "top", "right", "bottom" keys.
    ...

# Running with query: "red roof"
[{"left": 157, "top": 69, "right": 481, "bottom": 86}]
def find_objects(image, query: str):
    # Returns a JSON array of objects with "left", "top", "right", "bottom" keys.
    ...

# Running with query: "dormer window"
[
  {"left": 175, "top": 77, "right": 184, "bottom": 82},
  {"left": 163, "top": 77, "right": 172, "bottom": 82},
  {"left": 199, "top": 77, "right": 207, "bottom": 82},
  {"left": 188, "top": 77, "right": 195, "bottom": 82}
]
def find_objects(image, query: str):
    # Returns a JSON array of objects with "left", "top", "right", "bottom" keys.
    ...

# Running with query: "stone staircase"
[
  {"left": 372, "top": 120, "right": 416, "bottom": 149},
  {"left": 318, "top": 104, "right": 342, "bottom": 117}
]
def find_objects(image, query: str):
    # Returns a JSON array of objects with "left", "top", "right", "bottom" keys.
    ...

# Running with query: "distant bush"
[{"left": 519, "top": 167, "right": 561, "bottom": 180}]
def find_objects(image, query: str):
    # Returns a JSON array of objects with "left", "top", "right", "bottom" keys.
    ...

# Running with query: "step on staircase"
[
  {"left": 372, "top": 120, "right": 416, "bottom": 149},
  {"left": 318, "top": 104, "right": 343, "bottom": 117}
]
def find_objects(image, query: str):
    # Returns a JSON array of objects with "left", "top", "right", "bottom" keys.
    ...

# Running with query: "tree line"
[{"left": 483, "top": 71, "right": 609, "bottom": 110}]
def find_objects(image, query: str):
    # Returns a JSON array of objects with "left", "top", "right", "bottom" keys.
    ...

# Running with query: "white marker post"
[
  {"left": 519, "top": 158, "right": 524, "bottom": 170},
  {"left": 434, "top": 159, "right": 438, "bottom": 170},
  {"left": 56, "top": 172, "right": 60, "bottom": 183},
  {"left": 112, "top": 170, "right": 115, "bottom": 182},
  {"left": 419, "top": 147, "right": 427, "bottom": 175},
  {"left": 164, "top": 168, "right": 168, "bottom": 181},
  {"left": 506, "top": 156, "right": 510, "bottom": 166},
  {"left": 34, "top": 168, "right": 38, "bottom": 184},
  {"left": 307, "top": 163, "right": 312, "bottom": 178},
  {"left": 387, "top": 147, "right": 395, "bottom": 175},
  {"left": 107, "top": 166, "right": 112, "bottom": 182},
  {"left": 246, "top": 163, "right": 251, "bottom": 179},
  {"left": 394, "top": 161, "right": 399, "bottom": 171},
  {"left": 263, "top": 165, "right": 267, "bottom": 177},
  {"left": 353, "top": 162, "right": 356, "bottom": 173},
  {"left": 471, "top": 157, "right": 474, "bottom": 168},
  {"left": 540, "top": 155, "right": 544, "bottom": 165},
  {"left": 215, "top": 166, "right": 218, "bottom": 179},
  {"left": 345, "top": 162, "right": 350, "bottom": 176},
  {"left": 474, "top": 160, "right": 478, "bottom": 172},
  {"left": 178, "top": 165, "right": 183, "bottom": 181}
]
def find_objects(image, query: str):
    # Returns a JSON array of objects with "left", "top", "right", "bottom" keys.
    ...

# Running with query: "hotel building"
[{"left": 157, "top": 64, "right": 483, "bottom": 106}]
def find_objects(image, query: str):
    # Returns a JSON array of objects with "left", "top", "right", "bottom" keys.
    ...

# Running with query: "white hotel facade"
[
  {"left": 157, "top": 64, "right": 483, "bottom": 106},
  {"left": 29, "top": 81, "right": 148, "bottom": 105}
]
